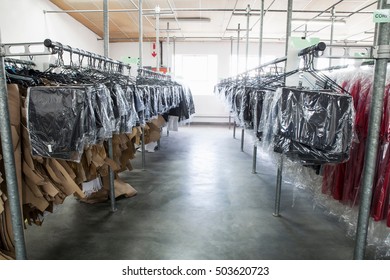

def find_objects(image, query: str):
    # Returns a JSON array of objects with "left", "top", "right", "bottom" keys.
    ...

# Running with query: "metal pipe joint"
[{"left": 373, "top": 45, "right": 390, "bottom": 59}]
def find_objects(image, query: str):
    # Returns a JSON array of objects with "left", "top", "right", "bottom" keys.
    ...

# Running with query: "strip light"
[{"left": 292, "top": 18, "right": 346, "bottom": 25}]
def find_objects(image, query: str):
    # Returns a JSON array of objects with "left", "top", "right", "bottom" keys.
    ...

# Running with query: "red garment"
[{"left": 371, "top": 85, "right": 390, "bottom": 222}]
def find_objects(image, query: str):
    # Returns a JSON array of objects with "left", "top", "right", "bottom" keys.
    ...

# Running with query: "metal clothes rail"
[
  {"left": 4, "top": 58, "right": 36, "bottom": 67},
  {"left": 218, "top": 0, "right": 389, "bottom": 259},
  {"left": 138, "top": 68, "right": 172, "bottom": 80},
  {"left": 0, "top": 36, "right": 135, "bottom": 258},
  {"left": 43, "top": 39, "right": 131, "bottom": 74}
]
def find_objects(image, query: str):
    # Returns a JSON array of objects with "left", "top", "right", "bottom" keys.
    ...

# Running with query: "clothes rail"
[
  {"left": 41, "top": 39, "right": 136, "bottom": 212},
  {"left": 4, "top": 58, "right": 36, "bottom": 67},
  {"left": 136, "top": 67, "right": 172, "bottom": 168},
  {"left": 221, "top": 56, "right": 287, "bottom": 84},
  {"left": 2, "top": 42, "right": 51, "bottom": 57},
  {"left": 43, "top": 38, "right": 131, "bottom": 73},
  {"left": 298, "top": 42, "right": 326, "bottom": 57},
  {"left": 0, "top": 38, "right": 134, "bottom": 259},
  {"left": 137, "top": 68, "right": 171, "bottom": 80}
]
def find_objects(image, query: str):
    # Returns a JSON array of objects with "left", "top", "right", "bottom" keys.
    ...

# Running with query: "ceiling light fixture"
[
  {"left": 159, "top": 17, "right": 211, "bottom": 22},
  {"left": 292, "top": 18, "right": 346, "bottom": 25}
]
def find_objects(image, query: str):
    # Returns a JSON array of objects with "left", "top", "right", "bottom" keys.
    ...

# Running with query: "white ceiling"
[{"left": 49, "top": 0, "right": 378, "bottom": 44}]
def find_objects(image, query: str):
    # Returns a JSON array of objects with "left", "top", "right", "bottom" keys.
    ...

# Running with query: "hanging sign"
[
  {"left": 373, "top": 9, "right": 390, "bottom": 23},
  {"left": 290, "top": 37, "right": 320, "bottom": 50},
  {"left": 151, "top": 43, "right": 157, "bottom": 57},
  {"left": 121, "top": 57, "right": 139, "bottom": 65}
]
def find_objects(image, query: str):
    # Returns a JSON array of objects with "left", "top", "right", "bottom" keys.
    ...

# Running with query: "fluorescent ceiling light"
[
  {"left": 292, "top": 18, "right": 346, "bottom": 25},
  {"left": 159, "top": 17, "right": 211, "bottom": 22}
]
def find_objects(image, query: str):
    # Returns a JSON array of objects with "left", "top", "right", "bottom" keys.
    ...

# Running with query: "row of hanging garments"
[
  {"left": 214, "top": 66, "right": 354, "bottom": 166},
  {"left": 322, "top": 68, "right": 390, "bottom": 227},
  {"left": 20, "top": 62, "right": 195, "bottom": 163},
  {"left": 215, "top": 61, "right": 390, "bottom": 231},
  {"left": 0, "top": 55, "right": 195, "bottom": 259}
]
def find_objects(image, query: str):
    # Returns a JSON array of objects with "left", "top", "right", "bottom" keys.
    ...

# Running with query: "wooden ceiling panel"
[{"left": 49, "top": 0, "right": 377, "bottom": 43}]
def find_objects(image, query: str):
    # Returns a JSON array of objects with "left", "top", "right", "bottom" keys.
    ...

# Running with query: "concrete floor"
[{"left": 25, "top": 124, "right": 356, "bottom": 260}]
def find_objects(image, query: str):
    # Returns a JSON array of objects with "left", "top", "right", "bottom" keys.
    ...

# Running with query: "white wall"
[
  {"left": 109, "top": 40, "right": 285, "bottom": 123},
  {"left": 0, "top": 0, "right": 285, "bottom": 123},
  {"left": 0, "top": 0, "right": 103, "bottom": 60}
]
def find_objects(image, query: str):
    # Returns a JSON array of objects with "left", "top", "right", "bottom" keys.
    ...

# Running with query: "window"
[{"left": 174, "top": 54, "right": 218, "bottom": 95}]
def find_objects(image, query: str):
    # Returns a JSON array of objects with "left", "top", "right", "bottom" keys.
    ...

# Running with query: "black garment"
[
  {"left": 274, "top": 87, "right": 354, "bottom": 164},
  {"left": 107, "top": 83, "right": 128, "bottom": 133},
  {"left": 121, "top": 85, "right": 138, "bottom": 133},
  {"left": 27, "top": 86, "right": 88, "bottom": 162},
  {"left": 90, "top": 84, "right": 115, "bottom": 141}
]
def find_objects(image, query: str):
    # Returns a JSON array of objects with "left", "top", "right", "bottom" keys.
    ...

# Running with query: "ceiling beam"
[{"left": 43, "top": 8, "right": 374, "bottom": 14}]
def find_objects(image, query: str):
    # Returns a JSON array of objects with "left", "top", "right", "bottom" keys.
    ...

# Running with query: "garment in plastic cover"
[
  {"left": 109, "top": 83, "right": 128, "bottom": 133},
  {"left": 121, "top": 85, "right": 139, "bottom": 133},
  {"left": 84, "top": 86, "right": 97, "bottom": 145},
  {"left": 89, "top": 84, "right": 114, "bottom": 141},
  {"left": 27, "top": 86, "right": 89, "bottom": 162},
  {"left": 273, "top": 87, "right": 355, "bottom": 164}
]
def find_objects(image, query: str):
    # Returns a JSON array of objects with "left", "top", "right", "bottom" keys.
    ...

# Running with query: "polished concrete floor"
[{"left": 25, "top": 124, "right": 356, "bottom": 260}]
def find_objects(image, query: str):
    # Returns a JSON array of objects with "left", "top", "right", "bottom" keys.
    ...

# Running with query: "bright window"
[{"left": 174, "top": 54, "right": 218, "bottom": 95}]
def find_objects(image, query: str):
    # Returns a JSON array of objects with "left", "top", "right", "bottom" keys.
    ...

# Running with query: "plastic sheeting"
[
  {"left": 279, "top": 157, "right": 390, "bottom": 259},
  {"left": 215, "top": 69, "right": 390, "bottom": 258},
  {"left": 27, "top": 79, "right": 195, "bottom": 162},
  {"left": 91, "top": 84, "right": 115, "bottom": 141},
  {"left": 27, "top": 86, "right": 90, "bottom": 162},
  {"left": 214, "top": 84, "right": 265, "bottom": 130},
  {"left": 322, "top": 69, "right": 390, "bottom": 228},
  {"left": 277, "top": 69, "right": 390, "bottom": 258},
  {"left": 273, "top": 87, "right": 355, "bottom": 164}
]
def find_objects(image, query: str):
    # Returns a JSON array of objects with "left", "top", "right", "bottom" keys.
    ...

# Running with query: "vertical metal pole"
[
  {"left": 234, "top": 25, "right": 240, "bottom": 140},
  {"left": 141, "top": 126, "right": 146, "bottom": 170},
  {"left": 245, "top": 4, "right": 251, "bottom": 71},
  {"left": 252, "top": 93, "right": 258, "bottom": 174},
  {"left": 155, "top": 6, "right": 160, "bottom": 71},
  {"left": 252, "top": 145, "right": 257, "bottom": 173},
  {"left": 172, "top": 36, "right": 176, "bottom": 74},
  {"left": 104, "top": 0, "right": 117, "bottom": 212},
  {"left": 373, "top": 0, "right": 382, "bottom": 46},
  {"left": 285, "top": 0, "right": 293, "bottom": 58},
  {"left": 258, "top": 0, "right": 264, "bottom": 66},
  {"left": 329, "top": 7, "right": 335, "bottom": 68},
  {"left": 229, "top": 36, "right": 233, "bottom": 130},
  {"left": 273, "top": 155, "right": 284, "bottom": 217},
  {"left": 273, "top": 0, "right": 293, "bottom": 216},
  {"left": 304, "top": 24, "right": 308, "bottom": 39},
  {"left": 241, "top": 128, "right": 245, "bottom": 152},
  {"left": 236, "top": 23, "right": 240, "bottom": 75},
  {"left": 241, "top": 6, "right": 251, "bottom": 153},
  {"left": 139, "top": 0, "right": 146, "bottom": 170},
  {"left": 103, "top": 6, "right": 109, "bottom": 55},
  {"left": 284, "top": 0, "right": 293, "bottom": 83},
  {"left": 138, "top": 0, "right": 143, "bottom": 68},
  {"left": 157, "top": 127, "right": 162, "bottom": 149},
  {"left": 230, "top": 36, "right": 234, "bottom": 76},
  {"left": 354, "top": 0, "right": 390, "bottom": 260},
  {"left": 0, "top": 47, "right": 27, "bottom": 259},
  {"left": 167, "top": 22, "right": 170, "bottom": 71}
]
